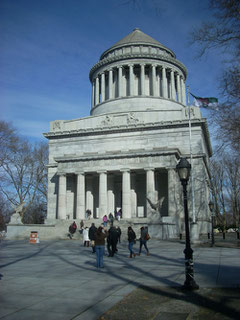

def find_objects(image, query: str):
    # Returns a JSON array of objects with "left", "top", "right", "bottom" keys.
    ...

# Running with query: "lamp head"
[{"left": 176, "top": 158, "right": 191, "bottom": 182}]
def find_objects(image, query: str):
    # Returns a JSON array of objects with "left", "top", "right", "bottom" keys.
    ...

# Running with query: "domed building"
[{"left": 44, "top": 29, "right": 212, "bottom": 238}]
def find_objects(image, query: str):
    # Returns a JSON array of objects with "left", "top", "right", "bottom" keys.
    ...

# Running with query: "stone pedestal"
[{"left": 190, "top": 222, "right": 200, "bottom": 243}]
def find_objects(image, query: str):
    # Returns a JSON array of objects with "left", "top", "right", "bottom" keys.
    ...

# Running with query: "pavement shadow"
[
  {"left": 138, "top": 285, "right": 240, "bottom": 320},
  {"left": 0, "top": 241, "right": 55, "bottom": 269}
]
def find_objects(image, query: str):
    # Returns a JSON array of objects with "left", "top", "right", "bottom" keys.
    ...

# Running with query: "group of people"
[
  {"left": 68, "top": 220, "right": 150, "bottom": 268},
  {"left": 103, "top": 210, "right": 122, "bottom": 227}
]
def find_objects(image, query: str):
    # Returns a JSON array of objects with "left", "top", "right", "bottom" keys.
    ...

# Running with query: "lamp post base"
[{"left": 182, "top": 280, "right": 199, "bottom": 291}]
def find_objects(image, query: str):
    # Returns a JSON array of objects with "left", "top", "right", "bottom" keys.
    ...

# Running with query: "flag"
[{"left": 190, "top": 93, "right": 218, "bottom": 108}]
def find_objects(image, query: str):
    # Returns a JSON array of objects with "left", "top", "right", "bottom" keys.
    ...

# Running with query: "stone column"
[
  {"left": 101, "top": 72, "right": 105, "bottom": 102},
  {"left": 129, "top": 64, "right": 134, "bottom": 96},
  {"left": 162, "top": 67, "right": 168, "bottom": 98},
  {"left": 181, "top": 77, "right": 186, "bottom": 105},
  {"left": 140, "top": 64, "right": 145, "bottom": 95},
  {"left": 92, "top": 79, "right": 95, "bottom": 107},
  {"left": 121, "top": 169, "right": 131, "bottom": 218},
  {"left": 107, "top": 174, "right": 115, "bottom": 215},
  {"left": 58, "top": 173, "right": 67, "bottom": 220},
  {"left": 108, "top": 69, "right": 113, "bottom": 99},
  {"left": 170, "top": 70, "right": 176, "bottom": 101},
  {"left": 131, "top": 173, "right": 137, "bottom": 218},
  {"left": 86, "top": 176, "right": 94, "bottom": 215},
  {"left": 176, "top": 74, "right": 181, "bottom": 102},
  {"left": 95, "top": 76, "right": 99, "bottom": 105},
  {"left": 118, "top": 66, "right": 122, "bottom": 97},
  {"left": 168, "top": 168, "right": 176, "bottom": 217},
  {"left": 152, "top": 64, "right": 157, "bottom": 96},
  {"left": 76, "top": 172, "right": 85, "bottom": 219},
  {"left": 99, "top": 171, "right": 108, "bottom": 218},
  {"left": 146, "top": 168, "right": 156, "bottom": 201}
]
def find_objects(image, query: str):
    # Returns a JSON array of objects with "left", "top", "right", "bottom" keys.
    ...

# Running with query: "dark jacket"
[
  {"left": 128, "top": 229, "right": 136, "bottom": 242},
  {"left": 108, "top": 227, "right": 119, "bottom": 243},
  {"left": 69, "top": 223, "right": 77, "bottom": 234},
  {"left": 95, "top": 230, "right": 108, "bottom": 246},
  {"left": 140, "top": 228, "right": 148, "bottom": 240},
  {"left": 116, "top": 227, "right": 121, "bottom": 236},
  {"left": 89, "top": 225, "right": 97, "bottom": 240}
]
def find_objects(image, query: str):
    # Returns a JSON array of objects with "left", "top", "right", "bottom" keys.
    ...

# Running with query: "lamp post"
[
  {"left": 209, "top": 201, "right": 215, "bottom": 247},
  {"left": 176, "top": 157, "right": 199, "bottom": 290}
]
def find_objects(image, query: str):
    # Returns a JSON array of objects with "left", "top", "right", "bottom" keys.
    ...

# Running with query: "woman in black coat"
[{"left": 127, "top": 226, "right": 136, "bottom": 258}]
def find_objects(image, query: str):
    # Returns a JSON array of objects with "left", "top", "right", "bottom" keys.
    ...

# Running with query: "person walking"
[
  {"left": 89, "top": 223, "right": 97, "bottom": 253},
  {"left": 95, "top": 226, "right": 108, "bottom": 268},
  {"left": 108, "top": 213, "right": 114, "bottom": 226},
  {"left": 116, "top": 226, "right": 121, "bottom": 243},
  {"left": 103, "top": 215, "right": 108, "bottom": 227},
  {"left": 107, "top": 226, "right": 119, "bottom": 257},
  {"left": 116, "top": 209, "right": 121, "bottom": 222},
  {"left": 138, "top": 226, "right": 150, "bottom": 256},
  {"left": 68, "top": 221, "right": 77, "bottom": 239},
  {"left": 127, "top": 226, "right": 136, "bottom": 258},
  {"left": 79, "top": 220, "right": 84, "bottom": 234},
  {"left": 83, "top": 227, "right": 90, "bottom": 247}
]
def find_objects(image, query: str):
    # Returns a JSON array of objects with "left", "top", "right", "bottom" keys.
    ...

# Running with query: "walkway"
[{"left": 0, "top": 239, "right": 239, "bottom": 319}]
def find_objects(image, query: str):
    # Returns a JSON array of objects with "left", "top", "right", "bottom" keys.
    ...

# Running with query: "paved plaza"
[{"left": 0, "top": 238, "right": 240, "bottom": 320}]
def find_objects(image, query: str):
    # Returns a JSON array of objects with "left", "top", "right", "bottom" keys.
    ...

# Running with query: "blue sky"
[{"left": 0, "top": 0, "right": 223, "bottom": 142}]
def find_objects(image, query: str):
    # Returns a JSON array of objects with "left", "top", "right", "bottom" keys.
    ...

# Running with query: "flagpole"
[{"left": 187, "top": 85, "right": 196, "bottom": 223}]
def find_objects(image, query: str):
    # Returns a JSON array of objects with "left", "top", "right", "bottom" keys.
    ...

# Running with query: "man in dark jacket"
[
  {"left": 89, "top": 223, "right": 97, "bottom": 253},
  {"left": 116, "top": 226, "right": 121, "bottom": 243},
  {"left": 107, "top": 226, "right": 119, "bottom": 257}
]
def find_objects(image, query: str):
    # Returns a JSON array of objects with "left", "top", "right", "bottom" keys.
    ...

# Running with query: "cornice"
[
  {"left": 89, "top": 52, "right": 187, "bottom": 80},
  {"left": 43, "top": 119, "right": 204, "bottom": 139},
  {"left": 54, "top": 148, "right": 181, "bottom": 163}
]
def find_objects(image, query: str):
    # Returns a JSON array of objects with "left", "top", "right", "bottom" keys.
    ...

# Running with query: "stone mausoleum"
[{"left": 44, "top": 29, "right": 212, "bottom": 238}]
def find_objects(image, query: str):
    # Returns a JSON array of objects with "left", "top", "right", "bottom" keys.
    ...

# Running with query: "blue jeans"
[
  {"left": 95, "top": 245, "right": 105, "bottom": 268},
  {"left": 128, "top": 241, "right": 134, "bottom": 256},
  {"left": 139, "top": 239, "right": 149, "bottom": 253}
]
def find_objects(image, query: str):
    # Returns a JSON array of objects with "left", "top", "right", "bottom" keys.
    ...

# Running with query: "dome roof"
[{"left": 100, "top": 28, "right": 175, "bottom": 60}]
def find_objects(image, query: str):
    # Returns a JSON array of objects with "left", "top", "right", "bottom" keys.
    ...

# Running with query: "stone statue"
[
  {"left": 9, "top": 203, "right": 25, "bottom": 224},
  {"left": 146, "top": 197, "right": 165, "bottom": 221}
]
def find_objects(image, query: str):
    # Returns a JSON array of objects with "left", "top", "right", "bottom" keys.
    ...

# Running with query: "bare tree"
[
  {"left": 209, "top": 158, "right": 227, "bottom": 229},
  {"left": 210, "top": 153, "right": 240, "bottom": 230},
  {"left": 190, "top": 0, "right": 240, "bottom": 58},
  {"left": 0, "top": 121, "right": 18, "bottom": 167},
  {"left": 190, "top": 0, "right": 240, "bottom": 152},
  {"left": 0, "top": 133, "right": 48, "bottom": 223},
  {"left": 224, "top": 155, "right": 240, "bottom": 227}
]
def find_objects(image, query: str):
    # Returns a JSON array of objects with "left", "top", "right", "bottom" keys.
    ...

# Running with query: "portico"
[{"left": 56, "top": 166, "right": 171, "bottom": 221}]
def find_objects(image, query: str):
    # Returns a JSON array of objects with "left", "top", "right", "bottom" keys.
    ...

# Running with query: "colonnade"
[
  {"left": 91, "top": 63, "right": 186, "bottom": 107},
  {"left": 57, "top": 168, "right": 169, "bottom": 220}
]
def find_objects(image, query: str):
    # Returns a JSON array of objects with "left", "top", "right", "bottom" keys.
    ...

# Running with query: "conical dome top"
[
  {"left": 100, "top": 28, "right": 175, "bottom": 60},
  {"left": 112, "top": 28, "right": 163, "bottom": 48}
]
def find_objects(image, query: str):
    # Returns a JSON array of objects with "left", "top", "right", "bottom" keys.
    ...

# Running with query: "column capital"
[
  {"left": 57, "top": 172, "right": 66, "bottom": 176},
  {"left": 144, "top": 167, "right": 155, "bottom": 171},
  {"left": 120, "top": 168, "right": 130, "bottom": 172},
  {"left": 97, "top": 170, "right": 107, "bottom": 174},
  {"left": 75, "top": 171, "right": 85, "bottom": 175}
]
